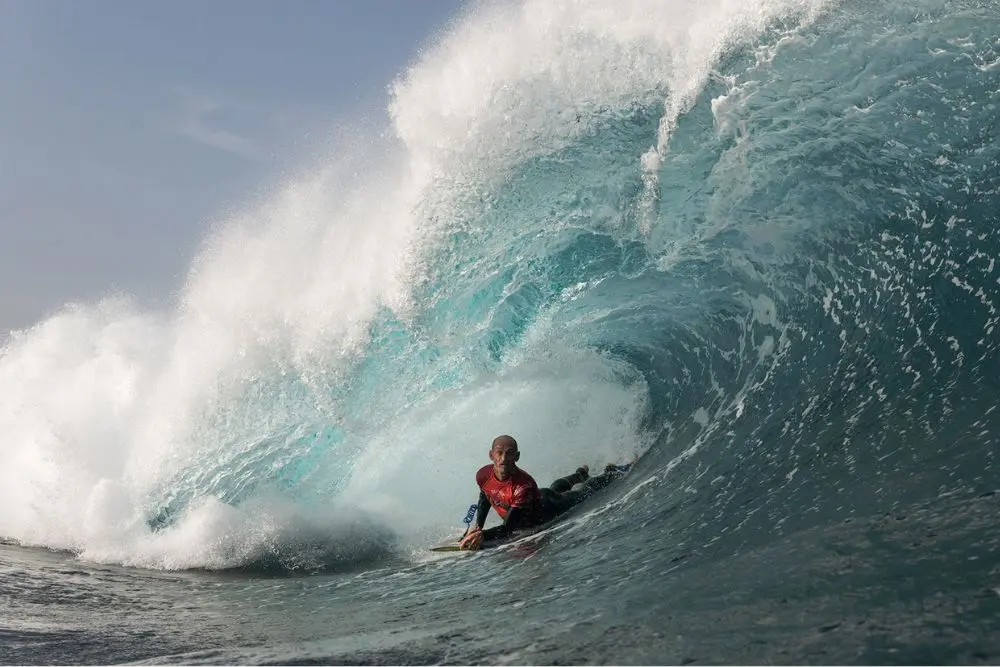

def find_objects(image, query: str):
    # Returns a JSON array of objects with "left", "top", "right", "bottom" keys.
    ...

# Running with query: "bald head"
[{"left": 491, "top": 434, "right": 518, "bottom": 451}]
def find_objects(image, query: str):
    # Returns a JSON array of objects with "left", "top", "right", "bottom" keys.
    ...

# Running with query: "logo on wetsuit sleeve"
[{"left": 462, "top": 504, "right": 477, "bottom": 525}]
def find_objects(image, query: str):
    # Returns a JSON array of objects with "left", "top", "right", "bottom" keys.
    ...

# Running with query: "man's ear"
[{"left": 515, "top": 452, "right": 520, "bottom": 461}]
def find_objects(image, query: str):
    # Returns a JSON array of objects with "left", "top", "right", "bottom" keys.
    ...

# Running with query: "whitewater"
[{"left": 2, "top": 0, "right": 999, "bottom": 663}]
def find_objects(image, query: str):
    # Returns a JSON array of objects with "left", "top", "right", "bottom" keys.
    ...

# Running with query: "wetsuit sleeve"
[
  {"left": 471, "top": 491, "right": 490, "bottom": 530},
  {"left": 480, "top": 507, "right": 533, "bottom": 542}
]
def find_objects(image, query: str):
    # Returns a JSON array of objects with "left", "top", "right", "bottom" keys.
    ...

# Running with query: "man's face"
[{"left": 489, "top": 442, "right": 518, "bottom": 480}]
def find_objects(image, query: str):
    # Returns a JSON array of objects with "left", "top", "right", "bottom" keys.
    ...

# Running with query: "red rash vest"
[{"left": 475, "top": 464, "right": 541, "bottom": 520}]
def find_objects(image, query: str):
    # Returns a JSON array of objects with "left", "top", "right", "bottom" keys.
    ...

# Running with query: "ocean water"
[{"left": 2, "top": 0, "right": 1000, "bottom": 664}]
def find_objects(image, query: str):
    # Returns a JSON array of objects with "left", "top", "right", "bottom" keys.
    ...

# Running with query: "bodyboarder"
[{"left": 458, "top": 434, "right": 628, "bottom": 550}]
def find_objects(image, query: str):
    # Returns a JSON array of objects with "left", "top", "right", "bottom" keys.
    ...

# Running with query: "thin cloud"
[{"left": 164, "top": 87, "right": 265, "bottom": 161}]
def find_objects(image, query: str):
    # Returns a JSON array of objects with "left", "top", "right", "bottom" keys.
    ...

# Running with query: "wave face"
[{"left": 1, "top": 0, "right": 998, "bottom": 591}]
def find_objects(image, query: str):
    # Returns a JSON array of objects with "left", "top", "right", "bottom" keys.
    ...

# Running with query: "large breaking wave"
[{"left": 1, "top": 0, "right": 997, "bottom": 574}]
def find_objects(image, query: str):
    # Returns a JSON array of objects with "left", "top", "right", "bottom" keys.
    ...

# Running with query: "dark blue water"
[{"left": 2, "top": 0, "right": 999, "bottom": 663}]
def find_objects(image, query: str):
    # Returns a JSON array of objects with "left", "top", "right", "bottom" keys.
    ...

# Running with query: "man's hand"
[{"left": 459, "top": 525, "right": 483, "bottom": 550}]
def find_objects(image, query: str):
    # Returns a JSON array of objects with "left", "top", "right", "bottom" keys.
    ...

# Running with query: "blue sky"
[{"left": 0, "top": 0, "right": 467, "bottom": 334}]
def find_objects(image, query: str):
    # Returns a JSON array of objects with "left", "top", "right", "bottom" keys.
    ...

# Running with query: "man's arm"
[
  {"left": 479, "top": 506, "right": 533, "bottom": 543},
  {"left": 467, "top": 491, "right": 490, "bottom": 534},
  {"left": 460, "top": 505, "right": 530, "bottom": 549},
  {"left": 459, "top": 492, "right": 490, "bottom": 549}
]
